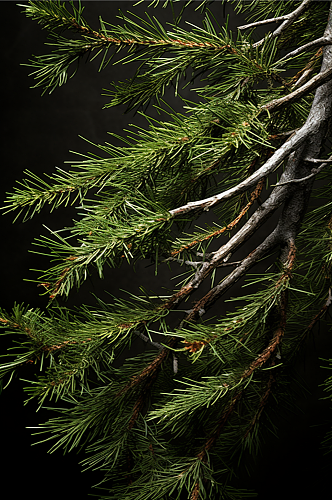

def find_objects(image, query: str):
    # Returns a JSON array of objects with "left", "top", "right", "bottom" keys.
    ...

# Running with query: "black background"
[{"left": 1, "top": 1, "right": 332, "bottom": 498}]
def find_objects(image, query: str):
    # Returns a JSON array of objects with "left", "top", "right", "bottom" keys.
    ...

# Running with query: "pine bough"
[{"left": 1, "top": 1, "right": 332, "bottom": 498}]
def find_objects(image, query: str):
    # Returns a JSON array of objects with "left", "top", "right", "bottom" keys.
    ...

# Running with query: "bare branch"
[
  {"left": 268, "top": 129, "right": 299, "bottom": 139},
  {"left": 238, "top": 16, "right": 290, "bottom": 31},
  {"left": 291, "top": 67, "right": 316, "bottom": 90},
  {"left": 217, "top": 260, "right": 242, "bottom": 268},
  {"left": 170, "top": 58, "right": 332, "bottom": 220},
  {"left": 164, "top": 180, "right": 291, "bottom": 310},
  {"left": 273, "top": 155, "right": 332, "bottom": 186},
  {"left": 305, "top": 157, "right": 332, "bottom": 163},
  {"left": 169, "top": 179, "right": 264, "bottom": 256},
  {"left": 183, "top": 229, "right": 281, "bottom": 323},
  {"left": 262, "top": 65, "right": 332, "bottom": 112},
  {"left": 134, "top": 330, "right": 163, "bottom": 350},
  {"left": 165, "top": 145, "right": 314, "bottom": 312},
  {"left": 169, "top": 128, "right": 308, "bottom": 217},
  {"left": 276, "top": 36, "right": 332, "bottom": 66},
  {"left": 162, "top": 257, "right": 205, "bottom": 268},
  {"left": 253, "top": 0, "right": 313, "bottom": 48},
  {"left": 288, "top": 47, "right": 324, "bottom": 89}
]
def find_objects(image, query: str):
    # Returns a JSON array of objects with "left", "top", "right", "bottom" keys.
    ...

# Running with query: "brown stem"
[
  {"left": 243, "top": 371, "right": 275, "bottom": 440},
  {"left": 190, "top": 481, "right": 200, "bottom": 500},
  {"left": 70, "top": 18, "right": 236, "bottom": 51},
  {"left": 306, "top": 288, "right": 332, "bottom": 331},
  {"left": 241, "top": 290, "right": 287, "bottom": 381},
  {"left": 292, "top": 288, "right": 332, "bottom": 357},
  {"left": 196, "top": 391, "right": 243, "bottom": 463},
  {"left": 116, "top": 336, "right": 177, "bottom": 398}
]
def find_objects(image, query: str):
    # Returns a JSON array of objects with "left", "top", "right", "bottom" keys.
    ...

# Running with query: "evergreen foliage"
[{"left": 1, "top": 1, "right": 332, "bottom": 498}]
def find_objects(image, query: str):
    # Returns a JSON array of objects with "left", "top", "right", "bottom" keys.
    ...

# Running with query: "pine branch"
[{"left": 3, "top": 2, "right": 332, "bottom": 498}]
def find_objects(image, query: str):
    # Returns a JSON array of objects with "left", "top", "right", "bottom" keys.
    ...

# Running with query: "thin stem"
[
  {"left": 71, "top": 17, "right": 236, "bottom": 51},
  {"left": 273, "top": 155, "right": 332, "bottom": 186},
  {"left": 288, "top": 47, "right": 324, "bottom": 89},
  {"left": 241, "top": 290, "right": 288, "bottom": 380},
  {"left": 183, "top": 229, "right": 281, "bottom": 323},
  {"left": 134, "top": 330, "right": 163, "bottom": 350},
  {"left": 262, "top": 65, "right": 332, "bottom": 112},
  {"left": 275, "top": 36, "right": 332, "bottom": 66},
  {"left": 169, "top": 178, "right": 264, "bottom": 257},
  {"left": 243, "top": 371, "right": 275, "bottom": 440},
  {"left": 253, "top": 0, "right": 313, "bottom": 48},
  {"left": 238, "top": 16, "right": 290, "bottom": 31}
]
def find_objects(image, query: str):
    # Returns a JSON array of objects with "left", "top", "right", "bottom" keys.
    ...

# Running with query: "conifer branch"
[
  {"left": 168, "top": 128, "right": 316, "bottom": 218},
  {"left": 3, "top": 2, "right": 332, "bottom": 498},
  {"left": 116, "top": 336, "right": 177, "bottom": 397}
]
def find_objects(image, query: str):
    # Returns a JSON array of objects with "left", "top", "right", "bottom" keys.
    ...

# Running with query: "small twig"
[
  {"left": 183, "top": 229, "right": 280, "bottom": 323},
  {"left": 196, "top": 251, "right": 214, "bottom": 259},
  {"left": 241, "top": 290, "right": 287, "bottom": 380},
  {"left": 272, "top": 155, "right": 332, "bottom": 186},
  {"left": 190, "top": 482, "right": 200, "bottom": 500},
  {"left": 169, "top": 179, "right": 264, "bottom": 255},
  {"left": 275, "top": 36, "right": 332, "bottom": 66},
  {"left": 288, "top": 47, "right": 324, "bottom": 89},
  {"left": 291, "top": 67, "right": 316, "bottom": 90},
  {"left": 253, "top": 0, "right": 312, "bottom": 48},
  {"left": 291, "top": 288, "right": 332, "bottom": 360},
  {"left": 306, "top": 288, "right": 332, "bottom": 332},
  {"left": 243, "top": 371, "right": 275, "bottom": 440},
  {"left": 304, "top": 157, "right": 332, "bottom": 163},
  {"left": 217, "top": 260, "right": 242, "bottom": 268},
  {"left": 116, "top": 337, "right": 177, "bottom": 397},
  {"left": 262, "top": 65, "right": 332, "bottom": 112},
  {"left": 173, "top": 353, "right": 179, "bottom": 375},
  {"left": 162, "top": 257, "right": 205, "bottom": 268},
  {"left": 196, "top": 390, "right": 243, "bottom": 462},
  {"left": 268, "top": 128, "right": 299, "bottom": 140},
  {"left": 238, "top": 15, "right": 290, "bottom": 31},
  {"left": 134, "top": 330, "right": 163, "bottom": 350}
]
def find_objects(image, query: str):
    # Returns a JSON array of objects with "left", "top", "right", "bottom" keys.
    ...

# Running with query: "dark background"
[{"left": 1, "top": 1, "right": 332, "bottom": 498}]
